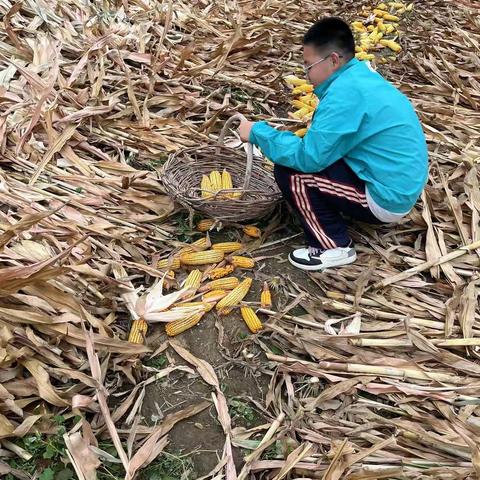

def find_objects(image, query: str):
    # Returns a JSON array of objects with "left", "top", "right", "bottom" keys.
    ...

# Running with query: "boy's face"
[{"left": 303, "top": 44, "right": 343, "bottom": 88}]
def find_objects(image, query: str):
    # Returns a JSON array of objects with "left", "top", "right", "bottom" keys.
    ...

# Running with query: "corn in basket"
[{"left": 160, "top": 114, "right": 282, "bottom": 222}]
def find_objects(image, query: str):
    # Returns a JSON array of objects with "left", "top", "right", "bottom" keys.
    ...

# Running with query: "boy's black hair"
[{"left": 303, "top": 17, "right": 355, "bottom": 59}]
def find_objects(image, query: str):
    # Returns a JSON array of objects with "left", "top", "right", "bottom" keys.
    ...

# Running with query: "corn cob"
[
  {"left": 388, "top": 1, "right": 405, "bottom": 8},
  {"left": 299, "top": 94, "right": 317, "bottom": 108},
  {"left": 173, "top": 301, "right": 212, "bottom": 312},
  {"left": 165, "top": 312, "right": 204, "bottom": 337},
  {"left": 201, "top": 175, "right": 213, "bottom": 199},
  {"left": 385, "top": 24, "right": 396, "bottom": 34},
  {"left": 373, "top": 8, "right": 386, "bottom": 17},
  {"left": 292, "top": 84, "right": 313, "bottom": 95},
  {"left": 240, "top": 307, "right": 263, "bottom": 334},
  {"left": 207, "top": 264, "right": 235, "bottom": 280},
  {"left": 294, "top": 128, "right": 308, "bottom": 138},
  {"left": 202, "top": 289, "right": 228, "bottom": 303},
  {"left": 180, "top": 249, "right": 224, "bottom": 266},
  {"left": 209, "top": 170, "right": 222, "bottom": 193},
  {"left": 377, "top": 2, "right": 388, "bottom": 9},
  {"left": 158, "top": 257, "right": 181, "bottom": 270},
  {"left": 356, "top": 52, "right": 375, "bottom": 61},
  {"left": 230, "top": 256, "right": 255, "bottom": 269},
  {"left": 183, "top": 269, "right": 202, "bottom": 297},
  {"left": 197, "top": 219, "right": 215, "bottom": 232},
  {"left": 406, "top": 2, "right": 414, "bottom": 11},
  {"left": 380, "top": 39, "right": 402, "bottom": 52},
  {"left": 291, "top": 99, "right": 314, "bottom": 111},
  {"left": 382, "top": 13, "right": 399, "bottom": 21},
  {"left": 128, "top": 318, "right": 148, "bottom": 344},
  {"left": 243, "top": 225, "right": 261, "bottom": 238},
  {"left": 200, "top": 277, "right": 240, "bottom": 292},
  {"left": 221, "top": 170, "right": 233, "bottom": 192},
  {"left": 178, "top": 236, "right": 210, "bottom": 255},
  {"left": 284, "top": 75, "right": 307, "bottom": 86},
  {"left": 292, "top": 106, "right": 312, "bottom": 120},
  {"left": 216, "top": 278, "right": 252, "bottom": 315},
  {"left": 212, "top": 242, "right": 243, "bottom": 254},
  {"left": 261, "top": 282, "right": 272, "bottom": 308}
]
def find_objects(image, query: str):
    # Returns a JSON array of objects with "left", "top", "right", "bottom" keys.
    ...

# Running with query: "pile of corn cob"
[
  {"left": 353, "top": 1, "right": 413, "bottom": 62},
  {"left": 128, "top": 228, "right": 271, "bottom": 343},
  {"left": 282, "top": 2, "right": 413, "bottom": 140},
  {"left": 201, "top": 169, "right": 240, "bottom": 199}
]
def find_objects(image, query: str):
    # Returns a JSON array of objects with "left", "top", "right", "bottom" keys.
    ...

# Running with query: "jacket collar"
[{"left": 313, "top": 57, "right": 360, "bottom": 98}]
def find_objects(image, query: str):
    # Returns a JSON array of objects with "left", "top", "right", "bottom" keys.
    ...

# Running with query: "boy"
[{"left": 238, "top": 17, "right": 428, "bottom": 271}]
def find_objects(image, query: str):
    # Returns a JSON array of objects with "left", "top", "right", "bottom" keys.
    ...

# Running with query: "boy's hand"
[{"left": 238, "top": 117, "right": 254, "bottom": 142}]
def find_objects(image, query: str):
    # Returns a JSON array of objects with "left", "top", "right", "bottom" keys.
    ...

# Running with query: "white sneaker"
[{"left": 288, "top": 246, "right": 357, "bottom": 271}]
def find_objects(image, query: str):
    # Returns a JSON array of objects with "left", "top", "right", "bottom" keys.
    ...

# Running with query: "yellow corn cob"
[
  {"left": 173, "top": 301, "right": 212, "bottom": 312},
  {"left": 212, "top": 242, "right": 243, "bottom": 254},
  {"left": 201, "top": 175, "right": 213, "bottom": 199},
  {"left": 380, "top": 39, "right": 402, "bottom": 52},
  {"left": 180, "top": 249, "right": 224, "bottom": 266},
  {"left": 230, "top": 256, "right": 255, "bottom": 269},
  {"left": 397, "top": 6, "right": 406, "bottom": 13},
  {"left": 377, "top": 2, "right": 388, "bottom": 9},
  {"left": 221, "top": 170, "right": 233, "bottom": 191},
  {"left": 406, "top": 2, "right": 414, "bottom": 11},
  {"left": 351, "top": 21, "right": 366, "bottom": 32},
  {"left": 299, "top": 94, "right": 317, "bottom": 107},
  {"left": 128, "top": 319, "right": 148, "bottom": 344},
  {"left": 158, "top": 257, "right": 181, "bottom": 270},
  {"left": 373, "top": 8, "right": 385, "bottom": 17},
  {"left": 367, "top": 25, "right": 375, "bottom": 32},
  {"left": 388, "top": 1, "right": 405, "bottom": 8},
  {"left": 291, "top": 99, "right": 314, "bottom": 110},
  {"left": 292, "top": 106, "right": 312, "bottom": 120},
  {"left": 356, "top": 52, "right": 376, "bottom": 61},
  {"left": 377, "top": 21, "right": 386, "bottom": 32},
  {"left": 355, "top": 46, "right": 363, "bottom": 53},
  {"left": 382, "top": 13, "right": 399, "bottom": 21},
  {"left": 202, "top": 289, "right": 228, "bottom": 303},
  {"left": 200, "top": 277, "right": 240, "bottom": 292},
  {"left": 183, "top": 269, "right": 202, "bottom": 297},
  {"left": 352, "top": 21, "right": 365, "bottom": 28},
  {"left": 368, "top": 28, "right": 379, "bottom": 41},
  {"left": 261, "top": 282, "right": 272, "bottom": 308},
  {"left": 292, "top": 84, "right": 313, "bottom": 95},
  {"left": 216, "top": 278, "right": 252, "bottom": 315},
  {"left": 178, "top": 236, "right": 210, "bottom": 255},
  {"left": 240, "top": 307, "right": 263, "bottom": 334},
  {"left": 284, "top": 75, "right": 307, "bottom": 86},
  {"left": 165, "top": 312, "right": 204, "bottom": 337},
  {"left": 294, "top": 128, "right": 308, "bottom": 138},
  {"left": 243, "top": 225, "right": 261, "bottom": 238},
  {"left": 197, "top": 219, "right": 215, "bottom": 232},
  {"left": 209, "top": 170, "right": 222, "bottom": 192},
  {"left": 207, "top": 264, "right": 235, "bottom": 280},
  {"left": 385, "top": 24, "right": 396, "bottom": 34}
]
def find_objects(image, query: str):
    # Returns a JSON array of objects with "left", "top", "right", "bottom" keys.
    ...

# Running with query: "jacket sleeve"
[{"left": 249, "top": 89, "right": 366, "bottom": 173}]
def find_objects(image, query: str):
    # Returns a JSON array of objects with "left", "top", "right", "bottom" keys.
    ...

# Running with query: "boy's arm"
[{"left": 248, "top": 91, "right": 365, "bottom": 173}]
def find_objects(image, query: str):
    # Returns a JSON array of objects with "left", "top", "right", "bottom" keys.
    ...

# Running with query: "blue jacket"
[{"left": 249, "top": 58, "right": 428, "bottom": 213}]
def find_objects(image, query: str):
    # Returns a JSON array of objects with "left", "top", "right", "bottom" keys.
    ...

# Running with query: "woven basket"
[{"left": 161, "top": 114, "right": 282, "bottom": 222}]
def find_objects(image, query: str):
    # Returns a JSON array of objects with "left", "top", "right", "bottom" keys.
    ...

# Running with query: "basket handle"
[{"left": 217, "top": 113, "right": 254, "bottom": 192}]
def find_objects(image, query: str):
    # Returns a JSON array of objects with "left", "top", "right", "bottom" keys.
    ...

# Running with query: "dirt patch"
[{"left": 140, "top": 230, "right": 310, "bottom": 477}]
